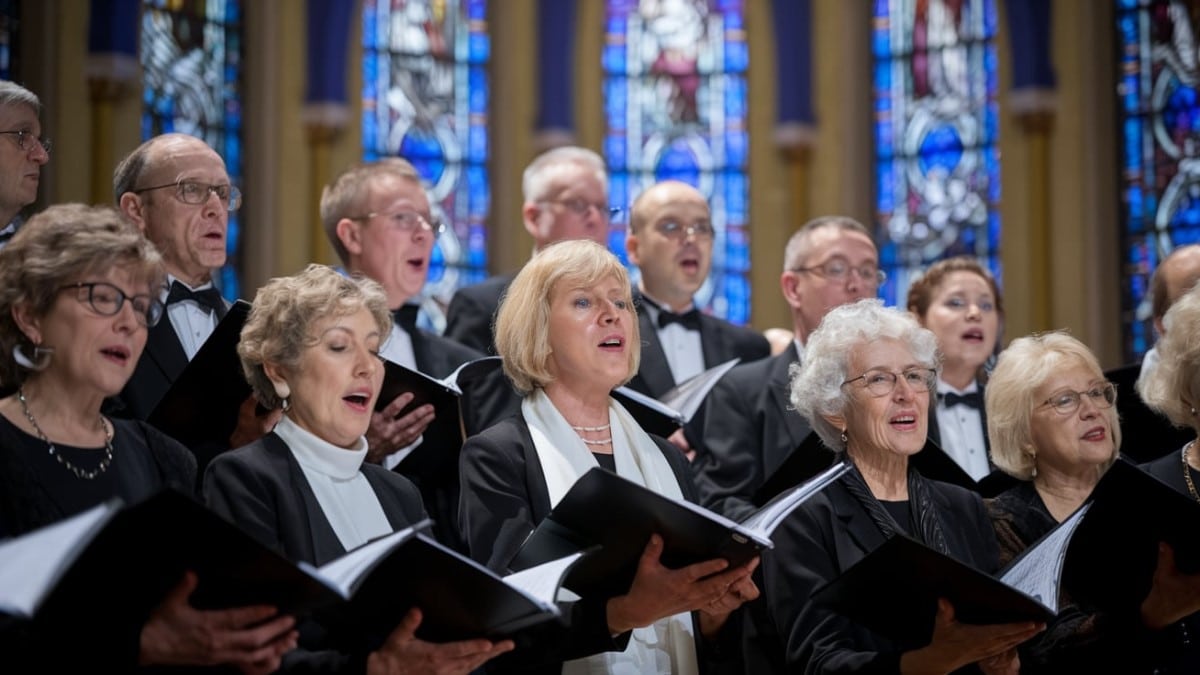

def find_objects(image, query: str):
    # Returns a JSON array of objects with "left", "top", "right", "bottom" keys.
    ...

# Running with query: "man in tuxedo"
[
  {"left": 623, "top": 180, "right": 770, "bottom": 456},
  {"left": 323, "top": 159, "right": 515, "bottom": 550},
  {"left": 0, "top": 81, "right": 50, "bottom": 249},
  {"left": 112, "top": 134, "right": 278, "bottom": 449},
  {"left": 443, "top": 146, "right": 611, "bottom": 354},
  {"left": 692, "top": 216, "right": 881, "bottom": 521}
]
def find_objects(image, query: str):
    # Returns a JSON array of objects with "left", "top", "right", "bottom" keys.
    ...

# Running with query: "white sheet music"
[{"left": 999, "top": 503, "right": 1091, "bottom": 614}]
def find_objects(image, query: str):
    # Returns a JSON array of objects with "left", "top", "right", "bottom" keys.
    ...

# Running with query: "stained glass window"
[
  {"left": 603, "top": 0, "right": 751, "bottom": 323},
  {"left": 141, "top": 0, "right": 244, "bottom": 299},
  {"left": 362, "top": 0, "right": 489, "bottom": 331},
  {"left": 1116, "top": 0, "right": 1200, "bottom": 361},
  {"left": 872, "top": 0, "right": 1001, "bottom": 307},
  {"left": 0, "top": 1, "right": 18, "bottom": 81}
]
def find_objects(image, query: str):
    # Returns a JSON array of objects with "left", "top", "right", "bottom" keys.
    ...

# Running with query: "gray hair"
[
  {"left": 789, "top": 298, "right": 940, "bottom": 451},
  {"left": 1139, "top": 283, "right": 1200, "bottom": 430},
  {"left": 521, "top": 146, "right": 608, "bottom": 203},
  {"left": 0, "top": 81, "right": 40, "bottom": 114},
  {"left": 783, "top": 216, "right": 873, "bottom": 272}
]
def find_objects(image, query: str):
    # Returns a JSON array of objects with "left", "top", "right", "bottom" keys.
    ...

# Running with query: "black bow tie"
[
  {"left": 941, "top": 391, "right": 983, "bottom": 410},
  {"left": 166, "top": 281, "right": 224, "bottom": 315},
  {"left": 656, "top": 307, "right": 701, "bottom": 330},
  {"left": 392, "top": 304, "right": 420, "bottom": 335}
]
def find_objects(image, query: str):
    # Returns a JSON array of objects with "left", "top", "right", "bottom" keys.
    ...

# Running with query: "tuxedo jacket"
[
  {"left": 755, "top": 477, "right": 1000, "bottom": 674},
  {"left": 458, "top": 411, "right": 703, "bottom": 674},
  {"left": 443, "top": 273, "right": 516, "bottom": 355},
  {"left": 204, "top": 432, "right": 427, "bottom": 674},
  {"left": 626, "top": 295, "right": 771, "bottom": 398},
  {"left": 692, "top": 344, "right": 812, "bottom": 521}
]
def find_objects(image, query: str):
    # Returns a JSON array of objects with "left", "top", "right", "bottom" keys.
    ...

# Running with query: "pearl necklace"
[{"left": 18, "top": 388, "right": 114, "bottom": 480}]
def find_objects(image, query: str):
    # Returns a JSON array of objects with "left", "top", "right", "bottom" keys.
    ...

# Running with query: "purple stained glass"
[
  {"left": 873, "top": 0, "right": 1001, "bottom": 309},
  {"left": 361, "top": 0, "right": 489, "bottom": 333},
  {"left": 1116, "top": 0, "right": 1200, "bottom": 361},
  {"left": 141, "top": 0, "right": 244, "bottom": 301},
  {"left": 603, "top": 0, "right": 751, "bottom": 324}
]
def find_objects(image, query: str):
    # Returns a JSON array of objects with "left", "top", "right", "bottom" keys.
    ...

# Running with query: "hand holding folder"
[
  {"left": 510, "top": 461, "right": 851, "bottom": 598},
  {"left": 0, "top": 491, "right": 581, "bottom": 642}
]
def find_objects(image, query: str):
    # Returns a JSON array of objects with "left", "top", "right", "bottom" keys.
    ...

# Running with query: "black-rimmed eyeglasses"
[
  {"left": 132, "top": 180, "right": 242, "bottom": 212},
  {"left": 1036, "top": 383, "right": 1117, "bottom": 415},
  {"left": 349, "top": 210, "right": 445, "bottom": 237},
  {"left": 0, "top": 130, "right": 50, "bottom": 156},
  {"left": 842, "top": 368, "right": 937, "bottom": 397},
  {"left": 792, "top": 257, "right": 886, "bottom": 286},
  {"left": 59, "top": 282, "right": 165, "bottom": 327}
]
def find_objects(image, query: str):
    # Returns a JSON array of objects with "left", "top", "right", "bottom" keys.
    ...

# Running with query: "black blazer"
[
  {"left": 203, "top": 432, "right": 427, "bottom": 567},
  {"left": 457, "top": 411, "right": 701, "bottom": 674},
  {"left": 626, "top": 294, "right": 771, "bottom": 399},
  {"left": 756, "top": 477, "right": 1000, "bottom": 674},
  {"left": 443, "top": 273, "right": 516, "bottom": 355},
  {"left": 692, "top": 344, "right": 812, "bottom": 521}
]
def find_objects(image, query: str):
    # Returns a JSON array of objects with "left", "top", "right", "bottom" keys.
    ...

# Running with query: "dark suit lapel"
[
  {"left": 636, "top": 310, "right": 677, "bottom": 396},
  {"left": 698, "top": 315, "right": 726, "bottom": 369},
  {"left": 142, "top": 317, "right": 189, "bottom": 385},
  {"left": 765, "top": 346, "right": 810, "bottom": 475},
  {"left": 272, "top": 435, "right": 346, "bottom": 565},
  {"left": 363, "top": 470, "right": 416, "bottom": 532},
  {"left": 830, "top": 481, "right": 889, "bottom": 559},
  {"left": 926, "top": 396, "right": 942, "bottom": 447}
]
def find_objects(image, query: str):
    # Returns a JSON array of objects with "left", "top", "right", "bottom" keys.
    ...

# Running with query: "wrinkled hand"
[
  {"left": 228, "top": 394, "right": 283, "bottom": 449},
  {"left": 367, "top": 608, "right": 514, "bottom": 675},
  {"left": 899, "top": 599, "right": 1042, "bottom": 675},
  {"left": 606, "top": 534, "right": 758, "bottom": 634},
  {"left": 139, "top": 571, "right": 298, "bottom": 671},
  {"left": 978, "top": 648, "right": 1021, "bottom": 675},
  {"left": 1141, "top": 542, "right": 1200, "bottom": 629},
  {"left": 667, "top": 429, "right": 695, "bottom": 462},
  {"left": 697, "top": 557, "right": 760, "bottom": 638},
  {"left": 366, "top": 392, "right": 436, "bottom": 464}
]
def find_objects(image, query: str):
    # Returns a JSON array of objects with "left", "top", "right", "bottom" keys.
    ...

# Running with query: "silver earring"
[
  {"left": 1030, "top": 452, "right": 1038, "bottom": 479},
  {"left": 840, "top": 430, "right": 848, "bottom": 444},
  {"left": 1191, "top": 406, "right": 1196, "bottom": 417},
  {"left": 12, "top": 343, "right": 52, "bottom": 371},
  {"left": 280, "top": 397, "right": 290, "bottom": 412}
]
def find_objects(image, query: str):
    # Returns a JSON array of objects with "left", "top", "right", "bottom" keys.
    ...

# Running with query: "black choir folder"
[
  {"left": 611, "top": 358, "right": 741, "bottom": 437},
  {"left": 0, "top": 490, "right": 578, "bottom": 642},
  {"left": 377, "top": 356, "right": 502, "bottom": 443},
  {"left": 811, "top": 506, "right": 1086, "bottom": 644},
  {"left": 147, "top": 299, "right": 252, "bottom": 447},
  {"left": 510, "top": 460, "right": 852, "bottom": 598}
]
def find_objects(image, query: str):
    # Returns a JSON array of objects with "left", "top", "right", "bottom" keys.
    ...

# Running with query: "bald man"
[
  {"left": 623, "top": 181, "right": 768, "bottom": 455},
  {"left": 112, "top": 133, "right": 277, "bottom": 453}
]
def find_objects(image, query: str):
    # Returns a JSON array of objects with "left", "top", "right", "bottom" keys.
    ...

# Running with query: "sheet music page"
[
  {"left": 998, "top": 503, "right": 1091, "bottom": 615},
  {"left": 741, "top": 461, "right": 852, "bottom": 537},
  {"left": 660, "top": 358, "right": 740, "bottom": 422},
  {"left": 0, "top": 502, "right": 115, "bottom": 617},
  {"left": 312, "top": 524, "right": 425, "bottom": 596},
  {"left": 502, "top": 552, "right": 583, "bottom": 610}
]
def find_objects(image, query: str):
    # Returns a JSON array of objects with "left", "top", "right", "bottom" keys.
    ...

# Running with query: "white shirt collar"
[{"left": 274, "top": 416, "right": 369, "bottom": 481}]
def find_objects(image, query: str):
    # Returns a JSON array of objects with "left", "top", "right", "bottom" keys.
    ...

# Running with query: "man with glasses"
[
  {"left": 444, "top": 145, "right": 612, "bottom": 354},
  {"left": 693, "top": 216, "right": 881, "bottom": 521},
  {"left": 0, "top": 81, "right": 50, "bottom": 249},
  {"left": 322, "top": 159, "right": 516, "bottom": 551},
  {"left": 111, "top": 133, "right": 278, "bottom": 452},
  {"left": 624, "top": 180, "right": 769, "bottom": 457}
]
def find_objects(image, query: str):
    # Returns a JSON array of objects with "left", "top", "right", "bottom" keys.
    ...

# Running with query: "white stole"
[{"left": 522, "top": 389, "right": 699, "bottom": 675}]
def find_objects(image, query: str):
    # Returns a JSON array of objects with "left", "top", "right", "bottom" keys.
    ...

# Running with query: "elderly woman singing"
[{"left": 756, "top": 299, "right": 1040, "bottom": 674}]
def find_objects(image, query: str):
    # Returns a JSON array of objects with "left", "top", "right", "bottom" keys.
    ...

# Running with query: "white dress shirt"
[
  {"left": 161, "top": 275, "right": 219, "bottom": 360},
  {"left": 640, "top": 291, "right": 705, "bottom": 384},
  {"left": 934, "top": 380, "right": 990, "bottom": 480}
]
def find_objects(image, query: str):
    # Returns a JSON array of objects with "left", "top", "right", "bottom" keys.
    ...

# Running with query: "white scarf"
[{"left": 522, "top": 389, "right": 699, "bottom": 675}]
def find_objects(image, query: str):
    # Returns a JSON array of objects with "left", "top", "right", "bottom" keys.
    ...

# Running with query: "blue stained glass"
[
  {"left": 1115, "top": 0, "right": 1200, "bottom": 360},
  {"left": 141, "top": 0, "right": 244, "bottom": 301},
  {"left": 873, "top": 0, "right": 1000, "bottom": 309},
  {"left": 604, "top": 0, "right": 751, "bottom": 323},
  {"left": 362, "top": 1, "right": 490, "bottom": 328}
]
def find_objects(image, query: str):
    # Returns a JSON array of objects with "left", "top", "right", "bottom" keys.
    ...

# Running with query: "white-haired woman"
[{"left": 757, "top": 299, "right": 1039, "bottom": 674}]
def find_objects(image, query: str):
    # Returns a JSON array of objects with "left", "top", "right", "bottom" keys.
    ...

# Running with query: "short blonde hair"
[
  {"left": 987, "top": 331, "right": 1121, "bottom": 480},
  {"left": 1138, "top": 283, "right": 1200, "bottom": 429},
  {"left": 495, "top": 239, "right": 639, "bottom": 395},
  {"left": 0, "top": 204, "right": 163, "bottom": 387},
  {"left": 320, "top": 159, "right": 423, "bottom": 265},
  {"left": 238, "top": 264, "right": 391, "bottom": 409},
  {"left": 789, "top": 299, "right": 940, "bottom": 452}
]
